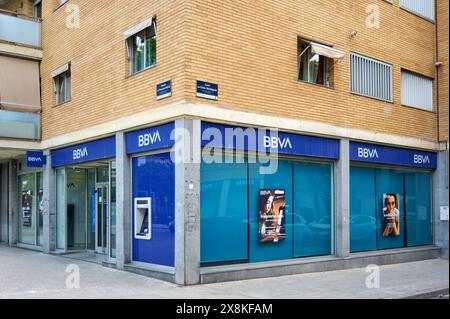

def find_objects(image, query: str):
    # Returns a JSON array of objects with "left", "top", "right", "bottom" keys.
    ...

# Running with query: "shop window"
[
  {"left": 200, "top": 154, "right": 335, "bottom": 265},
  {"left": 56, "top": 168, "right": 66, "bottom": 250},
  {"left": 293, "top": 162, "right": 333, "bottom": 257},
  {"left": 66, "top": 168, "right": 87, "bottom": 250},
  {"left": 248, "top": 160, "right": 293, "bottom": 263},
  {"left": 18, "top": 172, "right": 43, "bottom": 247},
  {"left": 405, "top": 172, "right": 433, "bottom": 246},
  {"left": 350, "top": 167, "right": 377, "bottom": 252},
  {"left": 127, "top": 23, "right": 157, "bottom": 75},
  {"left": 350, "top": 166, "right": 433, "bottom": 253},
  {"left": 18, "top": 173, "right": 37, "bottom": 245},
  {"left": 200, "top": 155, "right": 249, "bottom": 264}
]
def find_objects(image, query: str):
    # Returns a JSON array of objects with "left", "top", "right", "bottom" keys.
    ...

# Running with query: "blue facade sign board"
[
  {"left": 350, "top": 142, "right": 437, "bottom": 169},
  {"left": 156, "top": 80, "right": 172, "bottom": 100},
  {"left": 27, "top": 151, "right": 46, "bottom": 168},
  {"left": 201, "top": 122, "right": 340, "bottom": 159},
  {"left": 196, "top": 81, "right": 218, "bottom": 100},
  {"left": 126, "top": 122, "right": 175, "bottom": 155},
  {"left": 51, "top": 136, "right": 116, "bottom": 168}
]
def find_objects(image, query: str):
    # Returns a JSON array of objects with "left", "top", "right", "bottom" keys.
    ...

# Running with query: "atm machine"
[{"left": 134, "top": 198, "right": 152, "bottom": 240}]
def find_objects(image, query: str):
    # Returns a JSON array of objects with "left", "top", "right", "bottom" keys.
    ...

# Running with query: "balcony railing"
[
  {"left": 0, "top": 9, "right": 41, "bottom": 48},
  {"left": 0, "top": 109, "right": 40, "bottom": 140}
]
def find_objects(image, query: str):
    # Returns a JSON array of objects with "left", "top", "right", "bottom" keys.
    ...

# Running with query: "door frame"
[{"left": 94, "top": 182, "right": 109, "bottom": 254}]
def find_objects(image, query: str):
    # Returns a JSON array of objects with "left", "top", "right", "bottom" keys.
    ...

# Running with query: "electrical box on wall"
[
  {"left": 440, "top": 206, "right": 449, "bottom": 221},
  {"left": 134, "top": 198, "right": 152, "bottom": 240}
]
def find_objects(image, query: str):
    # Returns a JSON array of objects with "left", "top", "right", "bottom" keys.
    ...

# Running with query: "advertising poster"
[
  {"left": 382, "top": 193, "right": 401, "bottom": 237},
  {"left": 258, "top": 189, "right": 286, "bottom": 243},
  {"left": 22, "top": 190, "right": 33, "bottom": 227}
]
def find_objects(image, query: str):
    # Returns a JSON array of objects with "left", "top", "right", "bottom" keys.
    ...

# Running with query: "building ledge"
[
  {"left": 0, "top": 41, "right": 42, "bottom": 60},
  {"left": 200, "top": 246, "right": 441, "bottom": 284}
]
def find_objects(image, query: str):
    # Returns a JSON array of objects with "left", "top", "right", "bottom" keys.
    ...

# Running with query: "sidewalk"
[{"left": 0, "top": 245, "right": 448, "bottom": 299}]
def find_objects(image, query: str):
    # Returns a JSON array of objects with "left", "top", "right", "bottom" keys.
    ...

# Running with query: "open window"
[
  {"left": 51, "top": 63, "right": 71, "bottom": 105},
  {"left": 124, "top": 16, "right": 157, "bottom": 75},
  {"left": 298, "top": 38, "right": 345, "bottom": 88}
]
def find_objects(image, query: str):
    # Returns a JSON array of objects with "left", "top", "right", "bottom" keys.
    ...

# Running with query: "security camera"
[
  {"left": 349, "top": 30, "right": 358, "bottom": 38},
  {"left": 435, "top": 61, "right": 443, "bottom": 67}
]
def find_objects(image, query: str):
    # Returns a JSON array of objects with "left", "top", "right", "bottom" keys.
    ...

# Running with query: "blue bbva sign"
[
  {"left": 201, "top": 122, "right": 340, "bottom": 159},
  {"left": 52, "top": 136, "right": 116, "bottom": 168},
  {"left": 27, "top": 151, "right": 46, "bottom": 168},
  {"left": 126, "top": 122, "right": 175, "bottom": 155},
  {"left": 196, "top": 81, "right": 218, "bottom": 100},
  {"left": 350, "top": 142, "right": 437, "bottom": 169}
]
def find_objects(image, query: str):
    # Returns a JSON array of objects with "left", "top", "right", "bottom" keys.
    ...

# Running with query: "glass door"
[{"left": 95, "top": 184, "right": 109, "bottom": 254}]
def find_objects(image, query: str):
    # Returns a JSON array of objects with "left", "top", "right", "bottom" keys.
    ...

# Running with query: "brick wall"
[
  {"left": 40, "top": 0, "right": 445, "bottom": 144},
  {"left": 40, "top": 0, "right": 188, "bottom": 140},
  {"left": 184, "top": 0, "right": 439, "bottom": 142}
]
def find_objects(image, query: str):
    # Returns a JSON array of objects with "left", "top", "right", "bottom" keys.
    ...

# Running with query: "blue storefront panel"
[
  {"left": 248, "top": 160, "right": 294, "bottom": 263},
  {"left": 293, "top": 162, "right": 333, "bottom": 257},
  {"left": 350, "top": 167, "right": 433, "bottom": 253},
  {"left": 350, "top": 167, "right": 377, "bottom": 253},
  {"left": 200, "top": 155, "right": 248, "bottom": 264},
  {"left": 405, "top": 172, "right": 433, "bottom": 247},
  {"left": 132, "top": 153, "right": 175, "bottom": 267}
]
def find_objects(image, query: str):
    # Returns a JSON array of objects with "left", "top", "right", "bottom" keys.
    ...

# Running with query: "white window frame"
[
  {"left": 298, "top": 39, "right": 333, "bottom": 88},
  {"left": 53, "top": 66, "right": 71, "bottom": 105},
  {"left": 126, "top": 19, "right": 157, "bottom": 76}
]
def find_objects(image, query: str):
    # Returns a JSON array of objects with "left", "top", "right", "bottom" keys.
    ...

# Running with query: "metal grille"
[
  {"left": 400, "top": 0, "right": 435, "bottom": 21},
  {"left": 401, "top": 70, "right": 434, "bottom": 111},
  {"left": 350, "top": 53, "right": 393, "bottom": 102}
]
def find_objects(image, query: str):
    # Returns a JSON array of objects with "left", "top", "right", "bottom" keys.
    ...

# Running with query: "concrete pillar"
[
  {"left": 116, "top": 131, "right": 132, "bottom": 268},
  {"left": 1, "top": 164, "right": 8, "bottom": 243},
  {"left": 434, "top": 149, "right": 449, "bottom": 259},
  {"left": 174, "top": 118, "right": 201, "bottom": 285},
  {"left": 335, "top": 138, "right": 350, "bottom": 258},
  {"left": 42, "top": 151, "right": 56, "bottom": 253},
  {"left": 8, "top": 160, "right": 18, "bottom": 246}
]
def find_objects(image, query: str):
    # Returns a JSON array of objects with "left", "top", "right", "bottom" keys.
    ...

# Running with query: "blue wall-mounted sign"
[
  {"left": 27, "top": 151, "right": 46, "bottom": 168},
  {"left": 156, "top": 80, "right": 172, "bottom": 100},
  {"left": 126, "top": 122, "right": 175, "bottom": 155},
  {"left": 51, "top": 136, "right": 116, "bottom": 168},
  {"left": 201, "top": 122, "right": 340, "bottom": 160},
  {"left": 350, "top": 142, "right": 437, "bottom": 169},
  {"left": 196, "top": 81, "right": 218, "bottom": 100}
]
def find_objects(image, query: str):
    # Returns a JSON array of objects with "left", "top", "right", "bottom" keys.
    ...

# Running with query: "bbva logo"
[
  {"left": 414, "top": 154, "right": 430, "bottom": 165},
  {"left": 263, "top": 136, "right": 293, "bottom": 150},
  {"left": 28, "top": 156, "right": 42, "bottom": 162},
  {"left": 73, "top": 147, "right": 88, "bottom": 160},
  {"left": 139, "top": 131, "right": 161, "bottom": 147},
  {"left": 358, "top": 147, "right": 379, "bottom": 159}
]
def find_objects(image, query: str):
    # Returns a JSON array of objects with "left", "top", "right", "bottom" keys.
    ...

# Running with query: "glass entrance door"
[{"left": 95, "top": 184, "right": 109, "bottom": 254}]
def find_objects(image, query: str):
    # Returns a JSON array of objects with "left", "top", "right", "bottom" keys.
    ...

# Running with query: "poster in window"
[
  {"left": 258, "top": 189, "right": 286, "bottom": 244},
  {"left": 22, "top": 190, "right": 33, "bottom": 227},
  {"left": 382, "top": 193, "right": 400, "bottom": 237}
]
